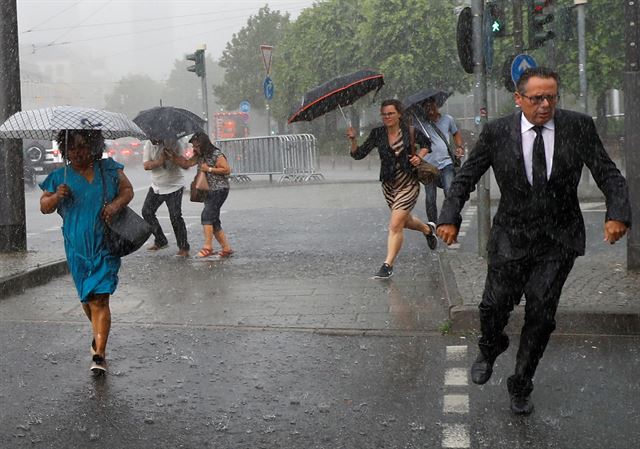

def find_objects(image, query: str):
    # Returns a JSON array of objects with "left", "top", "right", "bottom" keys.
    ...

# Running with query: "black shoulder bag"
[{"left": 99, "top": 161, "right": 151, "bottom": 257}]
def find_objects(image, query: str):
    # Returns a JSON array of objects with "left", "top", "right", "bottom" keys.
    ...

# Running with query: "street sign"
[
  {"left": 511, "top": 54, "right": 537, "bottom": 85},
  {"left": 263, "top": 76, "right": 274, "bottom": 100},
  {"left": 260, "top": 44, "right": 273, "bottom": 75},
  {"left": 239, "top": 100, "right": 250, "bottom": 113}
]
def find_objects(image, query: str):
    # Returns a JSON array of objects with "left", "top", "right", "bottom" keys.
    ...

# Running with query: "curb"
[
  {"left": 438, "top": 251, "right": 640, "bottom": 336},
  {"left": 0, "top": 259, "right": 69, "bottom": 299}
]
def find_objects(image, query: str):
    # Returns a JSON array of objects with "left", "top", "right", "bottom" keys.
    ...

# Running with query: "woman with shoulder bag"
[
  {"left": 347, "top": 99, "right": 438, "bottom": 279},
  {"left": 39, "top": 129, "right": 134, "bottom": 374},
  {"left": 168, "top": 132, "right": 233, "bottom": 258}
]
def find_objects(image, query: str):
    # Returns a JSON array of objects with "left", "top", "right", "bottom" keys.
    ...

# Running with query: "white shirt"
[
  {"left": 520, "top": 115, "right": 554, "bottom": 186},
  {"left": 142, "top": 140, "right": 185, "bottom": 195}
]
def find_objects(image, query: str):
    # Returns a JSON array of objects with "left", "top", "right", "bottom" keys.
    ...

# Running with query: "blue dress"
[{"left": 40, "top": 158, "right": 124, "bottom": 302}]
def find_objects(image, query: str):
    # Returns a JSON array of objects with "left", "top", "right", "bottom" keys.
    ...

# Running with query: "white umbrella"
[{"left": 0, "top": 106, "right": 147, "bottom": 140}]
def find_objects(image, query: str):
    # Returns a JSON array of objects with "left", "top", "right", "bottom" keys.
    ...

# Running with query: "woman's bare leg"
[
  {"left": 87, "top": 294, "right": 111, "bottom": 358},
  {"left": 385, "top": 209, "right": 410, "bottom": 266}
]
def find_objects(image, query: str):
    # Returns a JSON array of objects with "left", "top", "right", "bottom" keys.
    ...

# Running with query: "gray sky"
[{"left": 17, "top": 0, "right": 316, "bottom": 82}]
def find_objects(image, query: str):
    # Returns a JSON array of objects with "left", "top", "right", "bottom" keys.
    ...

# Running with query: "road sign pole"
[
  {"left": 0, "top": 0, "right": 26, "bottom": 252},
  {"left": 472, "top": 0, "right": 491, "bottom": 257},
  {"left": 624, "top": 0, "right": 640, "bottom": 270}
]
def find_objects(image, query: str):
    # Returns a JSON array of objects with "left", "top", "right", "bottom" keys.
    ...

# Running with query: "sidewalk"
[{"left": 2, "top": 164, "right": 638, "bottom": 335}]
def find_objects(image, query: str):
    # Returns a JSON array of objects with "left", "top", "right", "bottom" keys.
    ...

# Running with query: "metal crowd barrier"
[{"left": 214, "top": 134, "right": 324, "bottom": 183}]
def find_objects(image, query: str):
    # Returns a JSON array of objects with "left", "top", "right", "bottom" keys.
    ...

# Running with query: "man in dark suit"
[{"left": 437, "top": 67, "right": 631, "bottom": 415}]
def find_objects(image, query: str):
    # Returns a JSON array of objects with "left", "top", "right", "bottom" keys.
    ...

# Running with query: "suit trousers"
[{"left": 479, "top": 237, "right": 577, "bottom": 396}]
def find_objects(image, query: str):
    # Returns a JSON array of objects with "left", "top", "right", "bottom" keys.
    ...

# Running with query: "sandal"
[
  {"left": 196, "top": 247, "right": 216, "bottom": 258},
  {"left": 218, "top": 249, "right": 234, "bottom": 258}
]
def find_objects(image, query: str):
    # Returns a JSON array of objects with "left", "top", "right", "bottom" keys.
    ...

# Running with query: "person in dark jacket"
[
  {"left": 347, "top": 99, "right": 438, "bottom": 279},
  {"left": 437, "top": 67, "right": 631, "bottom": 415}
]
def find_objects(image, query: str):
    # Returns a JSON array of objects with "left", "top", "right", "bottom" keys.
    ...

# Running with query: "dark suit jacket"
[
  {"left": 438, "top": 109, "right": 631, "bottom": 258},
  {"left": 351, "top": 125, "right": 431, "bottom": 183}
]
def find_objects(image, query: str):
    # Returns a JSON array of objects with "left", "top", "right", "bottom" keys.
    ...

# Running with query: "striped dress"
[{"left": 382, "top": 130, "right": 420, "bottom": 211}]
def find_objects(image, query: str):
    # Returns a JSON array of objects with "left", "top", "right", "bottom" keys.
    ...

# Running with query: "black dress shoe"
[
  {"left": 471, "top": 353, "right": 495, "bottom": 384},
  {"left": 472, "top": 336, "right": 510, "bottom": 385},
  {"left": 510, "top": 394, "right": 534, "bottom": 415}
]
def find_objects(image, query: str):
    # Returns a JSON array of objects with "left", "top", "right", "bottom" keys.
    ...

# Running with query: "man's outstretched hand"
[
  {"left": 437, "top": 224, "right": 459, "bottom": 245},
  {"left": 604, "top": 220, "right": 628, "bottom": 244}
]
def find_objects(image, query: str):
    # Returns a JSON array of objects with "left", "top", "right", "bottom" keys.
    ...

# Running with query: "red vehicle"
[
  {"left": 213, "top": 112, "right": 249, "bottom": 140},
  {"left": 105, "top": 137, "right": 143, "bottom": 166}
]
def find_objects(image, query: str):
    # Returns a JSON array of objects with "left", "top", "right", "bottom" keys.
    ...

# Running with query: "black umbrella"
[
  {"left": 133, "top": 106, "right": 206, "bottom": 140},
  {"left": 288, "top": 69, "right": 384, "bottom": 124},
  {"left": 403, "top": 89, "right": 452, "bottom": 112}
]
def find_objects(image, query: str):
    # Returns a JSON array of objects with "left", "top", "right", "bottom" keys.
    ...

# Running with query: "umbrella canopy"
[
  {"left": 288, "top": 69, "right": 384, "bottom": 124},
  {"left": 0, "top": 106, "right": 147, "bottom": 140},
  {"left": 403, "top": 89, "right": 452, "bottom": 112},
  {"left": 133, "top": 106, "right": 206, "bottom": 140}
]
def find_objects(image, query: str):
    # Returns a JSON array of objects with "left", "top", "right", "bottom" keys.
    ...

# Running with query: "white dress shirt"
[{"left": 520, "top": 114, "right": 555, "bottom": 186}]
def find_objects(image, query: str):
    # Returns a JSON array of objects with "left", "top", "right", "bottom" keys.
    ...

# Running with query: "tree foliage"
[{"left": 213, "top": 5, "right": 290, "bottom": 111}]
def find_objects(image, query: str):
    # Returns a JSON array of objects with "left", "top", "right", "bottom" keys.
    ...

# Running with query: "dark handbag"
[
  {"left": 99, "top": 162, "right": 152, "bottom": 257},
  {"left": 410, "top": 126, "right": 440, "bottom": 185},
  {"left": 189, "top": 170, "right": 209, "bottom": 203}
]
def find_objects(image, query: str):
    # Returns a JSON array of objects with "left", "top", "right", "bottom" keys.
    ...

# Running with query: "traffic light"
[
  {"left": 488, "top": 1, "right": 507, "bottom": 38},
  {"left": 529, "top": 0, "right": 555, "bottom": 48},
  {"left": 186, "top": 49, "right": 205, "bottom": 78}
]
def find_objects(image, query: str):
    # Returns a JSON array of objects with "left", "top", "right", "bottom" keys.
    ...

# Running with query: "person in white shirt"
[{"left": 141, "top": 138, "right": 190, "bottom": 257}]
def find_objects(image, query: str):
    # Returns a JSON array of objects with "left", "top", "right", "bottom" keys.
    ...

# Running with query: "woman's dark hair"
[
  {"left": 56, "top": 129, "right": 105, "bottom": 160},
  {"left": 189, "top": 131, "right": 216, "bottom": 157},
  {"left": 380, "top": 99, "right": 408, "bottom": 128}
]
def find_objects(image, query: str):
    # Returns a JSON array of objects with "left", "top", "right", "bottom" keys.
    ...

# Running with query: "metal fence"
[{"left": 214, "top": 134, "right": 324, "bottom": 183}]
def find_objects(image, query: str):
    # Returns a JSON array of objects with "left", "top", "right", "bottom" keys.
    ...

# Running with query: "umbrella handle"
[{"left": 338, "top": 105, "right": 351, "bottom": 127}]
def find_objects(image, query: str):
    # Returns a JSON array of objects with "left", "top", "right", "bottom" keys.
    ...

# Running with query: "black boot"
[
  {"left": 507, "top": 375, "right": 534, "bottom": 415},
  {"left": 471, "top": 335, "right": 509, "bottom": 385}
]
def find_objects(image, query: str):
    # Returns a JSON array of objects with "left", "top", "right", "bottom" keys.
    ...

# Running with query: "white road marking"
[
  {"left": 443, "top": 395, "right": 469, "bottom": 414},
  {"left": 457, "top": 231, "right": 466, "bottom": 237},
  {"left": 445, "top": 368, "right": 468, "bottom": 386},
  {"left": 446, "top": 346, "right": 467, "bottom": 361},
  {"left": 442, "top": 424, "right": 470, "bottom": 448}
]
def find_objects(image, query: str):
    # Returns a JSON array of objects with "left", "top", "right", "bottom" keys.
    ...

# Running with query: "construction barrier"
[{"left": 214, "top": 134, "right": 324, "bottom": 183}]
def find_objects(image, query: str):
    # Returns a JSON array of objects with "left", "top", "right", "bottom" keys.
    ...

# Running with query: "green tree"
[
  {"left": 358, "top": 0, "right": 472, "bottom": 100},
  {"left": 271, "top": 0, "right": 367, "bottom": 136},
  {"left": 104, "top": 75, "right": 163, "bottom": 118},
  {"left": 213, "top": 5, "right": 290, "bottom": 111}
]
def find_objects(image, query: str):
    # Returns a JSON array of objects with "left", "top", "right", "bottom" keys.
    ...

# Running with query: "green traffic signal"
[{"left": 488, "top": 1, "right": 506, "bottom": 37}]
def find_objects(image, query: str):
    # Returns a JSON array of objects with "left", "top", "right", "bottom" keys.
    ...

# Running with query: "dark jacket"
[
  {"left": 439, "top": 109, "right": 631, "bottom": 258},
  {"left": 351, "top": 125, "right": 431, "bottom": 183}
]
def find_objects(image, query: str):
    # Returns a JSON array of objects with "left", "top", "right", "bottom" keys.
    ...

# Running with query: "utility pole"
[
  {"left": 575, "top": 0, "right": 588, "bottom": 113},
  {"left": 0, "top": 0, "right": 26, "bottom": 252},
  {"left": 472, "top": 0, "right": 490, "bottom": 257},
  {"left": 624, "top": 0, "right": 640, "bottom": 270},
  {"left": 513, "top": 0, "right": 524, "bottom": 54}
]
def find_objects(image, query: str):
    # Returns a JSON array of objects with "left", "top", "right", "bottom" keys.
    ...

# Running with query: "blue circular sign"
[
  {"left": 263, "top": 76, "right": 274, "bottom": 100},
  {"left": 511, "top": 54, "right": 537, "bottom": 84},
  {"left": 239, "top": 100, "right": 250, "bottom": 113}
]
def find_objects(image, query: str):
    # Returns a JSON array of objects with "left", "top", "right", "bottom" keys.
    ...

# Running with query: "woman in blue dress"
[{"left": 40, "top": 129, "right": 134, "bottom": 374}]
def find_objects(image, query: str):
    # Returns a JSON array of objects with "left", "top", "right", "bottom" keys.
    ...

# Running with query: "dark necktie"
[{"left": 532, "top": 125, "right": 547, "bottom": 190}]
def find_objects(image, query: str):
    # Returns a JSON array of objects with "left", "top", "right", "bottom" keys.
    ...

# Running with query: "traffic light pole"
[
  {"left": 472, "top": 0, "right": 491, "bottom": 257},
  {"left": 0, "top": 0, "right": 26, "bottom": 252},
  {"left": 201, "top": 68, "right": 209, "bottom": 135},
  {"left": 512, "top": 0, "right": 524, "bottom": 54},
  {"left": 624, "top": 0, "right": 640, "bottom": 270},
  {"left": 575, "top": 0, "right": 588, "bottom": 113}
]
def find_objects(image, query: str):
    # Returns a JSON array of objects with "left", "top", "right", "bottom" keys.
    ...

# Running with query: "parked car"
[
  {"left": 105, "top": 137, "right": 143, "bottom": 167},
  {"left": 23, "top": 139, "right": 63, "bottom": 186}
]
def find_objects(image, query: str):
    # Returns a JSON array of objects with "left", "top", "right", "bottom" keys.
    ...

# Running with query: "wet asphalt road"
[{"left": 3, "top": 171, "right": 639, "bottom": 448}]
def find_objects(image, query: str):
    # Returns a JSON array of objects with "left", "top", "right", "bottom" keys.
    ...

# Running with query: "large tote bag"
[
  {"left": 99, "top": 161, "right": 151, "bottom": 257},
  {"left": 189, "top": 170, "right": 209, "bottom": 203}
]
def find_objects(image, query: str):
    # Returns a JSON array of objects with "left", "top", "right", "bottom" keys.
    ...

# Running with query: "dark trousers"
[
  {"left": 479, "top": 239, "right": 577, "bottom": 396},
  {"left": 141, "top": 187, "right": 189, "bottom": 250}
]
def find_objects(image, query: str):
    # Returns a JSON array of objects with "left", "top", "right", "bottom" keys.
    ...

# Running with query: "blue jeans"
[{"left": 424, "top": 164, "right": 456, "bottom": 223}]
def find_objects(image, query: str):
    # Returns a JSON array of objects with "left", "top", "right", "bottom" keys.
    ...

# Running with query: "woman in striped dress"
[{"left": 347, "top": 99, "right": 438, "bottom": 279}]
